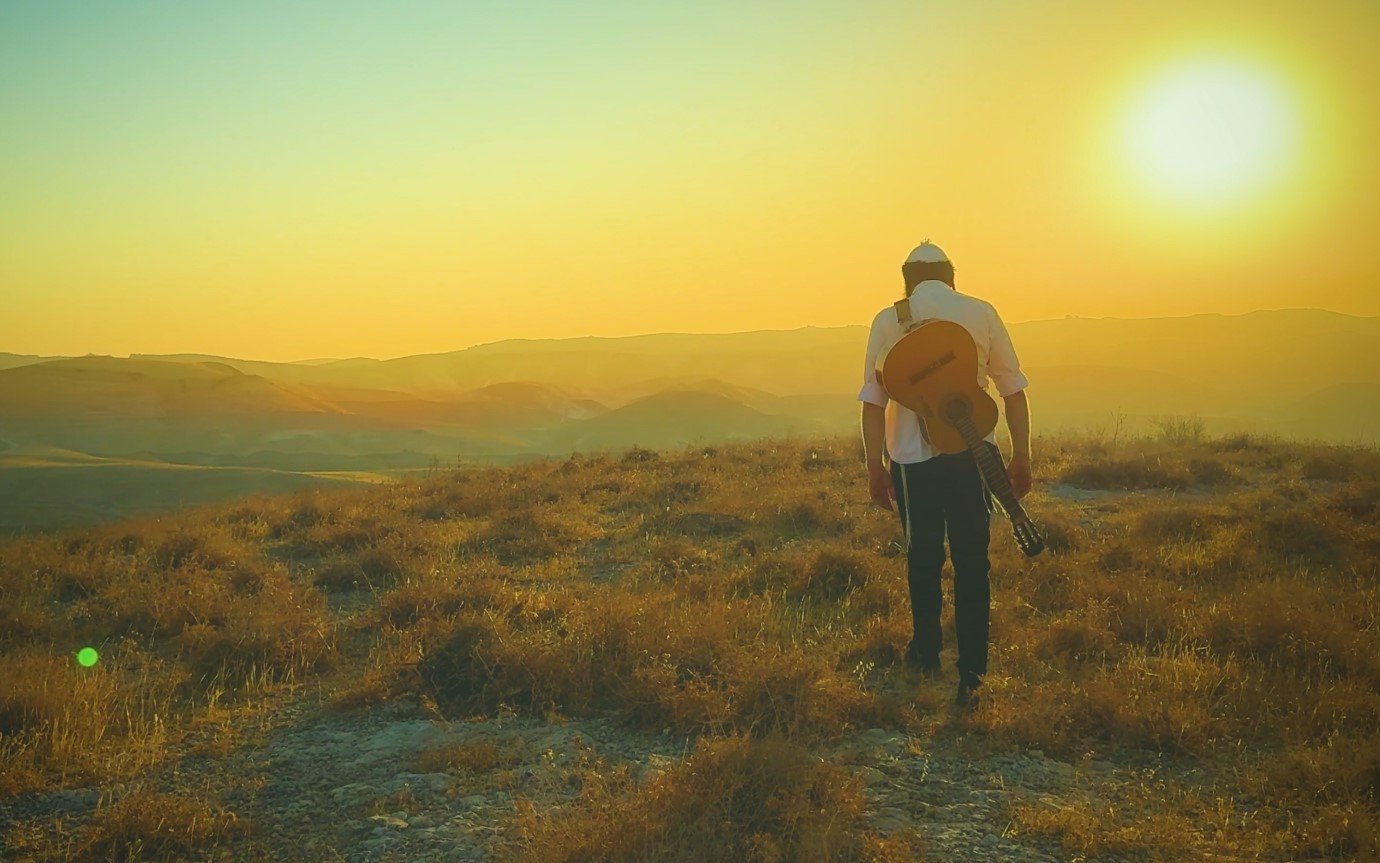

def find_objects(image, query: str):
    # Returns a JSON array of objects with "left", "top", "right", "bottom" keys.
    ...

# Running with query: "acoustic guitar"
[{"left": 877, "top": 319, "right": 1045, "bottom": 557}]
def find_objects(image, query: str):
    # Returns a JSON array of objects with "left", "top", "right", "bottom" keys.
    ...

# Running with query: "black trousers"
[{"left": 890, "top": 446, "right": 994, "bottom": 686}]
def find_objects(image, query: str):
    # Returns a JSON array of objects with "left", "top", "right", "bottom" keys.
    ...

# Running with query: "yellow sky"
[{"left": 2, "top": 1, "right": 1377, "bottom": 361}]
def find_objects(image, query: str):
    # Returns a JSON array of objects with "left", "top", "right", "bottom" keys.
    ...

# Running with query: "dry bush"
[
  {"left": 1008, "top": 794, "right": 1193, "bottom": 859},
  {"left": 312, "top": 544, "right": 409, "bottom": 592},
  {"left": 1329, "top": 480, "right": 1380, "bottom": 521},
  {"left": 1155, "top": 415, "right": 1207, "bottom": 445},
  {"left": 174, "top": 573, "right": 335, "bottom": 687},
  {"left": 0, "top": 650, "right": 179, "bottom": 795},
  {"left": 1263, "top": 736, "right": 1380, "bottom": 860},
  {"left": 413, "top": 736, "right": 528, "bottom": 775},
  {"left": 1059, "top": 454, "right": 1192, "bottom": 490},
  {"left": 468, "top": 505, "right": 605, "bottom": 565},
  {"left": 1187, "top": 456, "right": 1237, "bottom": 486},
  {"left": 1302, "top": 452, "right": 1358, "bottom": 481},
  {"left": 789, "top": 547, "right": 873, "bottom": 601},
  {"left": 1027, "top": 501, "right": 1084, "bottom": 554},
  {"left": 413, "top": 589, "right": 874, "bottom": 738},
  {"left": 1033, "top": 606, "right": 1120, "bottom": 665},
  {"left": 1203, "top": 582, "right": 1379, "bottom": 682},
  {"left": 1255, "top": 509, "right": 1348, "bottom": 565},
  {"left": 373, "top": 575, "right": 472, "bottom": 627},
  {"left": 503, "top": 734, "right": 921, "bottom": 863},
  {"left": 1135, "top": 503, "right": 1222, "bottom": 544},
  {"left": 841, "top": 615, "right": 911, "bottom": 669},
  {"left": 69, "top": 789, "right": 243, "bottom": 862}
]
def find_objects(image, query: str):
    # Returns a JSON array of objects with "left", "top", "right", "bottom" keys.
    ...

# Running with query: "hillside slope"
[{"left": 1, "top": 432, "right": 1376, "bottom": 861}]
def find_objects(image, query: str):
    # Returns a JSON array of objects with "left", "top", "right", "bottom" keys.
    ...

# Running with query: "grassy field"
[
  {"left": 0, "top": 449, "right": 389, "bottom": 534},
  {"left": 0, "top": 429, "right": 1377, "bottom": 861}
]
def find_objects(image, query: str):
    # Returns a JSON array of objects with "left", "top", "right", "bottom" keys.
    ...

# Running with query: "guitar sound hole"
[{"left": 943, "top": 398, "right": 970, "bottom": 424}]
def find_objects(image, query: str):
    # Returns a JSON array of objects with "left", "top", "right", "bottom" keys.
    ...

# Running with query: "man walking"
[{"left": 857, "top": 241, "right": 1032, "bottom": 711}]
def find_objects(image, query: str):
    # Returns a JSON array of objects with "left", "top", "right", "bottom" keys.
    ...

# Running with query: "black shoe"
[
  {"left": 955, "top": 679, "right": 981, "bottom": 713},
  {"left": 904, "top": 643, "right": 940, "bottom": 677}
]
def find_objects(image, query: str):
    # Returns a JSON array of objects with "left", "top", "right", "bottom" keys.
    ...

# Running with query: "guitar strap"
[
  {"left": 892, "top": 298, "right": 914, "bottom": 332},
  {"left": 892, "top": 299, "right": 934, "bottom": 448},
  {"left": 892, "top": 297, "right": 934, "bottom": 553}
]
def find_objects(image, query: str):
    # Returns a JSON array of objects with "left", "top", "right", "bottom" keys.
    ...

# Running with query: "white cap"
[{"left": 905, "top": 239, "right": 949, "bottom": 264}]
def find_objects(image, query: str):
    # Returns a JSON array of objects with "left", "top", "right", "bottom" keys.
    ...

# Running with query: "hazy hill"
[
  {"left": 546, "top": 389, "right": 801, "bottom": 452},
  {"left": 133, "top": 327, "right": 866, "bottom": 398},
  {"left": 0, "top": 352, "right": 59, "bottom": 372},
  {"left": 5, "top": 309, "right": 1378, "bottom": 529},
  {"left": 1013, "top": 309, "right": 1380, "bottom": 409},
  {"left": 120, "top": 308, "right": 1380, "bottom": 414},
  {"left": 0, "top": 357, "right": 342, "bottom": 419}
]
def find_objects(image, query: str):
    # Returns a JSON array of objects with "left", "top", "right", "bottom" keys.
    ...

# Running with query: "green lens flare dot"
[{"left": 77, "top": 647, "right": 99, "bottom": 667}]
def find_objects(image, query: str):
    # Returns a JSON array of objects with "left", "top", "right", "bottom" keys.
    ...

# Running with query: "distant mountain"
[
  {"left": 5, "top": 308, "right": 1378, "bottom": 457},
  {"left": 0, "top": 357, "right": 342, "bottom": 419},
  {"left": 1277, "top": 382, "right": 1380, "bottom": 442},
  {"left": 546, "top": 390, "right": 802, "bottom": 452},
  {"left": 5, "top": 308, "right": 1377, "bottom": 530},
  {"left": 1012, "top": 309, "right": 1380, "bottom": 407},
  {"left": 0, "top": 352, "right": 64, "bottom": 372},
  {"left": 1023, "top": 365, "right": 1232, "bottom": 427}
]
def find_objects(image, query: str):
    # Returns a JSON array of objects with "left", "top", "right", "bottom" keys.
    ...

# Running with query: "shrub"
[
  {"left": 790, "top": 548, "right": 871, "bottom": 601},
  {"left": 503, "top": 734, "right": 919, "bottom": 863},
  {"left": 1155, "top": 415, "right": 1206, "bottom": 445},
  {"left": 70, "top": 789, "right": 243, "bottom": 862},
  {"left": 1060, "top": 456, "right": 1191, "bottom": 490},
  {"left": 1135, "top": 505, "right": 1219, "bottom": 543}
]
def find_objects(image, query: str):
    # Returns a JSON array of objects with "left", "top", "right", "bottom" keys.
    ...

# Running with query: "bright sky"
[{"left": 3, "top": 0, "right": 1377, "bottom": 361}]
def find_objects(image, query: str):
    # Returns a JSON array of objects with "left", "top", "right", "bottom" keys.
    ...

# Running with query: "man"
[{"left": 857, "top": 240, "right": 1032, "bottom": 711}]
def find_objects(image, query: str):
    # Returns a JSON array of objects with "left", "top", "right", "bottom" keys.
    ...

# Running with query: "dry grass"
[
  {"left": 3, "top": 788, "right": 246, "bottom": 862},
  {"left": 71, "top": 789, "right": 243, "bottom": 862},
  {"left": 2, "top": 430, "right": 1377, "bottom": 860},
  {"left": 413, "top": 736, "right": 529, "bottom": 775},
  {"left": 502, "top": 734, "right": 922, "bottom": 863}
]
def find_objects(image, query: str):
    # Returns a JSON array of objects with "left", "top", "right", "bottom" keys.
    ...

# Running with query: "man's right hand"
[
  {"left": 868, "top": 463, "right": 895, "bottom": 511},
  {"left": 1007, "top": 453, "right": 1032, "bottom": 500}
]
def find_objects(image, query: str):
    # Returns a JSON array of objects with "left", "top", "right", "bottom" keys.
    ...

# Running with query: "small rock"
[
  {"left": 369, "top": 814, "right": 410, "bottom": 830},
  {"left": 859, "top": 767, "right": 888, "bottom": 786},
  {"left": 330, "top": 783, "right": 380, "bottom": 807},
  {"left": 385, "top": 772, "right": 453, "bottom": 796},
  {"left": 363, "top": 835, "right": 400, "bottom": 853},
  {"left": 982, "top": 833, "right": 1000, "bottom": 847}
]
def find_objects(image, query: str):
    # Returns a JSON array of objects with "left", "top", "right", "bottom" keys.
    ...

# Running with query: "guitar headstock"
[{"left": 1012, "top": 519, "right": 1045, "bottom": 558}]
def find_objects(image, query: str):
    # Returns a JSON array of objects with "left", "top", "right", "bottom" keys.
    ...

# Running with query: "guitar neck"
[{"left": 953, "top": 416, "right": 1027, "bottom": 521}]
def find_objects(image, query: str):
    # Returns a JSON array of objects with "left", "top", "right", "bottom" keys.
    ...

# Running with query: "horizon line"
[{"left": 4, "top": 306, "right": 1372, "bottom": 367}]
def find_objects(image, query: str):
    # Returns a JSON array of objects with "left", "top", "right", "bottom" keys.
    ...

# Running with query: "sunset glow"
[
  {"left": 2, "top": 2, "right": 1377, "bottom": 360},
  {"left": 1121, "top": 58, "right": 1298, "bottom": 208}
]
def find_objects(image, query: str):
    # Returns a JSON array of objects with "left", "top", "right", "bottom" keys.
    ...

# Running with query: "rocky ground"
[{"left": 1, "top": 677, "right": 1202, "bottom": 863}]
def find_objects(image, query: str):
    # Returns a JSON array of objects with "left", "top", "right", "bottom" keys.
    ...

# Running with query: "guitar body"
[
  {"left": 877, "top": 320, "right": 998, "bottom": 454},
  {"left": 877, "top": 319, "right": 1046, "bottom": 557}
]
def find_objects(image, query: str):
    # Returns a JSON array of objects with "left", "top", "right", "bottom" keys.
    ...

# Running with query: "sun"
[{"left": 1120, "top": 57, "right": 1299, "bottom": 208}]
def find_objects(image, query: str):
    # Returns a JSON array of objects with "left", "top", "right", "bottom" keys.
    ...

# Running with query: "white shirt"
[{"left": 857, "top": 280, "right": 1029, "bottom": 465}]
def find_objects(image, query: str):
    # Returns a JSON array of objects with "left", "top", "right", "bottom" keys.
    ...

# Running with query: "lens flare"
[{"left": 77, "top": 647, "right": 100, "bottom": 667}]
